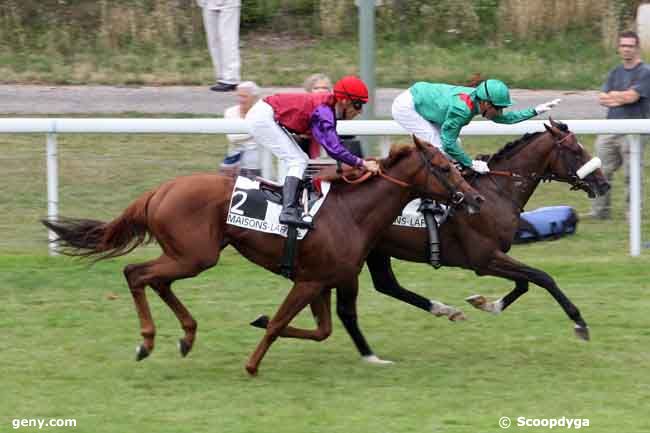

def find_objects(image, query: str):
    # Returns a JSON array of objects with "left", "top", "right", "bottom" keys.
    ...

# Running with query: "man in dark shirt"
[{"left": 590, "top": 31, "right": 650, "bottom": 219}]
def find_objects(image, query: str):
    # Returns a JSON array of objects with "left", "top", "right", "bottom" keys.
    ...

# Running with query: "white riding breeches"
[
  {"left": 246, "top": 100, "right": 309, "bottom": 180},
  {"left": 392, "top": 90, "right": 459, "bottom": 161}
]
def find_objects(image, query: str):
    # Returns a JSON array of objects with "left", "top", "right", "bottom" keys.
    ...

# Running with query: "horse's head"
[
  {"left": 542, "top": 119, "right": 610, "bottom": 198},
  {"left": 382, "top": 137, "right": 484, "bottom": 213}
]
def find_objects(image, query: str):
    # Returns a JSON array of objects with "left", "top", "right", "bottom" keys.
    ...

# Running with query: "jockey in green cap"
[{"left": 392, "top": 79, "right": 561, "bottom": 173}]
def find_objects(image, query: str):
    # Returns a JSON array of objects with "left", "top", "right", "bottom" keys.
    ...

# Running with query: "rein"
[
  {"left": 487, "top": 170, "right": 521, "bottom": 178},
  {"left": 340, "top": 148, "right": 467, "bottom": 206},
  {"left": 341, "top": 149, "right": 459, "bottom": 194},
  {"left": 342, "top": 167, "right": 411, "bottom": 187}
]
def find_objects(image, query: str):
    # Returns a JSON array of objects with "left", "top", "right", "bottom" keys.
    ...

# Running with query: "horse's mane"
[
  {"left": 381, "top": 143, "right": 413, "bottom": 169},
  {"left": 482, "top": 121, "right": 569, "bottom": 162}
]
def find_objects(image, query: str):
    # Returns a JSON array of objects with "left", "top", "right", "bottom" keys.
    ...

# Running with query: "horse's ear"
[
  {"left": 544, "top": 123, "right": 562, "bottom": 138},
  {"left": 549, "top": 117, "right": 569, "bottom": 132},
  {"left": 412, "top": 135, "right": 426, "bottom": 150}
]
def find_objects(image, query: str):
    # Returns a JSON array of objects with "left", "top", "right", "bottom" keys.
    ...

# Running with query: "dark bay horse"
[
  {"left": 251, "top": 120, "right": 610, "bottom": 361},
  {"left": 42, "top": 138, "right": 483, "bottom": 375}
]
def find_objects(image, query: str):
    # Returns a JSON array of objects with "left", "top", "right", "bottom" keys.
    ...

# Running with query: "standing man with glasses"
[
  {"left": 246, "top": 76, "right": 379, "bottom": 228},
  {"left": 391, "top": 79, "right": 561, "bottom": 173},
  {"left": 589, "top": 31, "right": 650, "bottom": 220}
]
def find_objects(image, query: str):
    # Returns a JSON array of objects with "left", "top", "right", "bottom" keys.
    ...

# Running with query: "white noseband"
[{"left": 576, "top": 157, "right": 602, "bottom": 179}]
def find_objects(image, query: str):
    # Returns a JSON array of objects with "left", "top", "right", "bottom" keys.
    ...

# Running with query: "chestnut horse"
[
  {"left": 251, "top": 120, "right": 610, "bottom": 361},
  {"left": 42, "top": 138, "right": 483, "bottom": 375}
]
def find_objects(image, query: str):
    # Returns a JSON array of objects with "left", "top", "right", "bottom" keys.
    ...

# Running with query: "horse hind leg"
[
  {"left": 150, "top": 281, "right": 197, "bottom": 357},
  {"left": 123, "top": 261, "right": 158, "bottom": 361},
  {"left": 124, "top": 253, "right": 218, "bottom": 361}
]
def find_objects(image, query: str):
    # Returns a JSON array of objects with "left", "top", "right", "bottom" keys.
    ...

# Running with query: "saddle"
[
  {"left": 258, "top": 159, "right": 341, "bottom": 279},
  {"left": 255, "top": 176, "right": 326, "bottom": 212}
]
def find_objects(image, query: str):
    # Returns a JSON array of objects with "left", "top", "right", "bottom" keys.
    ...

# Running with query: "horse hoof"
[
  {"left": 465, "top": 295, "right": 487, "bottom": 309},
  {"left": 250, "top": 315, "right": 270, "bottom": 329},
  {"left": 361, "top": 354, "right": 394, "bottom": 365},
  {"left": 574, "top": 325, "right": 590, "bottom": 341},
  {"left": 178, "top": 339, "right": 192, "bottom": 357},
  {"left": 245, "top": 364, "right": 258, "bottom": 376},
  {"left": 135, "top": 345, "right": 150, "bottom": 361},
  {"left": 448, "top": 310, "right": 466, "bottom": 321}
]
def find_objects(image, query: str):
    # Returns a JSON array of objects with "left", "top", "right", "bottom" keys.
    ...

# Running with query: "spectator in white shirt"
[{"left": 220, "top": 81, "right": 262, "bottom": 178}]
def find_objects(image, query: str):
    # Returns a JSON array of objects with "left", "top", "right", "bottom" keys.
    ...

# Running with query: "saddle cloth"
[
  {"left": 393, "top": 199, "right": 448, "bottom": 228},
  {"left": 226, "top": 176, "right": 331, "bottom": 239}
]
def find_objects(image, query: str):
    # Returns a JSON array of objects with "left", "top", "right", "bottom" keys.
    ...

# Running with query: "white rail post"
[
  {"left": 46, "top": 132, "right": 59, "bottom": 256},
  {"left": 379, "top": 135, "right": 391, "bottom": 157},
  {"left": 629, "top": 135, "right": 642, "bottom": 256}
]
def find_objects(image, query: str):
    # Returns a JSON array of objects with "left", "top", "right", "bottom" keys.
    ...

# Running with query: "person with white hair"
[
  {"left": 303, "top": 73, "right": 332, "bottom": 93},
  {"left": 220, "top": 81, "right": 262, "bottom": 178}
]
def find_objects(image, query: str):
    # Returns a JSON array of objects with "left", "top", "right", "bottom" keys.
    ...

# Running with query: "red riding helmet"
[{"left": 333, "top": 75, "right": 369, "bottom": 103}]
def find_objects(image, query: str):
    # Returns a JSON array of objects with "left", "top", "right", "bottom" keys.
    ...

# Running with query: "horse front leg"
[
  {"left": 245, "top": 282, "right": 322, "bottom": 376},
  {"left": 250, "top": 290, "right": 333, "bottom": 341},
  {"left": 335, "top": 279, "right": 393, "bottom": 365},
  {"left": 465, "top": 279, "right": 528, "bottom": 315},
  {"left": 466, "top": 250, "right": 590, "bottom": 340},
  {"left": 366, "top": 250, "right": 465, "bottom": 321},
  {"left": 252, "top": 281, "right": 390, "bottom": 364}
]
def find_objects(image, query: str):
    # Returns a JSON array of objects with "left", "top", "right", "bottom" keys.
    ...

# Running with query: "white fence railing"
[{"left": 0, "top": 118, "right": 645, "bottom": 256}]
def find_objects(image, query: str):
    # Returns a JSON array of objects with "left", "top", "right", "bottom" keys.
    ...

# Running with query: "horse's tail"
[{"left": 41, "top": 189, "right": 156, "bottom": 261}]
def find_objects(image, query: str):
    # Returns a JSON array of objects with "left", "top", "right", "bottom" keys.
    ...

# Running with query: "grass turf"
[{"left": 1, "top": 130, "right": 649, "bottom": 432}]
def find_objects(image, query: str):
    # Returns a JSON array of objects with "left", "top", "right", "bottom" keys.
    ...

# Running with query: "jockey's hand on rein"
[
  {"left": 470, "top": 159, "right": 490, "bottom": 174},
  {"left": 535, "top": 98, "right": 561, "bottom": 114},
  {"left": 362, "top": 159, "right": 380, "bottom": 174}
]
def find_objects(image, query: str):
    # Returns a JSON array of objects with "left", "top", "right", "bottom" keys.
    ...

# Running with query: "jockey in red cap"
[{"left": 246, "top": 75, "right": 379, "bottom": 228}]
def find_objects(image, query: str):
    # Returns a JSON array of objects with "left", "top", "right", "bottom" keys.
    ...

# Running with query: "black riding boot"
[{"left": 279, "top": 176, "right": 312, "bottom": 229}]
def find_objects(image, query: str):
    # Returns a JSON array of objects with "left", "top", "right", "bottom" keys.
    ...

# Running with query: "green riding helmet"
[{"left": 474, "top": 79, "right": 513, "bottom": 107}]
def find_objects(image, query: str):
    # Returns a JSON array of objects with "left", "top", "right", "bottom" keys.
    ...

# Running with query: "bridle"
[
  {"left": 486, "top": 131, "right": 585, "bottom": 187},
  {"left": 537, "top": 132, "right": 593, "bottom": 191},
  {"left": 477, "top": 130, "right": 592, "bottom": 210},
  {"left": 416, "top": 150, "right": 467, "bottom": 205},
  {"left": 342, "top": 148, "right": 467, "bottom": 205}
]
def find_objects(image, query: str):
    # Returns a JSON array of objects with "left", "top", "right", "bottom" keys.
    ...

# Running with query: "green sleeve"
[
  {"left": 493, "top": 107, "right": 537, "bottom": 124},
  {"left": 440, "top": 107, "right": 473, "bottom": 167}
]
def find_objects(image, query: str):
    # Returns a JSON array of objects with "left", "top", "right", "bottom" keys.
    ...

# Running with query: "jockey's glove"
[
  {"left": 471, "top": 159, "right": 490, "bottom": 174},
  {"left": 535, "top": 98, "right": 561, "bottom": 114}
]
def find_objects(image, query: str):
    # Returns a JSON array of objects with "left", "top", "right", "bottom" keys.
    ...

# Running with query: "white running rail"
[{"left": 0, "top": 118, "right": 645, "bottom": 256}]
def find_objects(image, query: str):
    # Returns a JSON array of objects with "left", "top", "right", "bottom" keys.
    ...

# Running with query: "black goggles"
[{"left": 351, "top": 100, "right": 365, "bottom": 110}]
